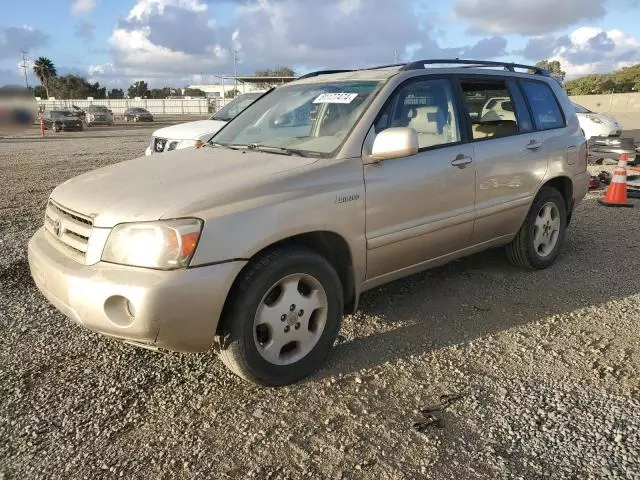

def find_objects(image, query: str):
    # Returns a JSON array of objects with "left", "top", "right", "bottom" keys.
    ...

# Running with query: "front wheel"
[
  {"left": 52, "top": 123, "right": 59, "bottom": 132},
  {"left": 218, "top": 248, "right": 343, "bottom": 386},
  {"left": 506, "top": 186, "right": 567, "bottom": 269}
]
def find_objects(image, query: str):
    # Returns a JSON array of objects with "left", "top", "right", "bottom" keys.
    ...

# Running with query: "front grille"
[
  {"left": 154, "top": 137, "right": 167, "bottom": 153},
  {"left": 44, "top": 200, "right": 93, "bottom": 262}
]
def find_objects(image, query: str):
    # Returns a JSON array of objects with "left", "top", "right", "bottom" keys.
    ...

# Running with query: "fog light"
[
  {"left": 104, "top": 295, "right": 136, "bottom": 327},
  {"left": 167, "top": 141, "right": 179, "bottom": 151}
]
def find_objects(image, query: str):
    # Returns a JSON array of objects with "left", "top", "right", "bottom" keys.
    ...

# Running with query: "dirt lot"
[{"left": 1, "top": 125, "right": 639, "bottom": 479}]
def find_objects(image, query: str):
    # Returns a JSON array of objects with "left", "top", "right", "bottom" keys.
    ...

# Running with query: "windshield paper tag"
[{"left": 313, "top": 93, "right": 358, "bottom": 104}]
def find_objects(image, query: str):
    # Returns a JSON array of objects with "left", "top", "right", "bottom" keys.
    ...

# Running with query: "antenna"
[{"left": 21, "top": 50, "right": 30, "bottom": 89}]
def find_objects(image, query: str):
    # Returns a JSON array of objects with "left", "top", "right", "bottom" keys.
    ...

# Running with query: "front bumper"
[
  {"left": 87, "top": 119, "right": 113, "bottom": 125},
  {"left": 28, "top": 227, "right": 245, "bottom": 352},
  {"left": 55, "top": 122, "right": 83, "bottom": 131}
]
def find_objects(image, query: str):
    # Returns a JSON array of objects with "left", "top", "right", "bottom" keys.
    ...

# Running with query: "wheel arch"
[
  {"left": 216, "top": 230, "right": 357, "bottom": 336},
  {"left": 540, "top": 175, "right": 573, "bottom": 218}
]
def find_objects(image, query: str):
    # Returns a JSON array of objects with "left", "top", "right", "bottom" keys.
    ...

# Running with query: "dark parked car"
[
  {"left": 42, "top": 110, "right": 84, "bottom": 132},
  {"left": 124, "top": 108, "right": 154, "bottom": 122},
  {"left": 84, "top": 105, "right": 114, "bottom": 126}
]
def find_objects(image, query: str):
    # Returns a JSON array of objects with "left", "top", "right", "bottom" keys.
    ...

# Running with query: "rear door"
[
  {"left": 456, "top": 76, "right": 549, "bottom": 246},
  {"left": 363, "top": 77, "right": 476, "bottom": 280}
]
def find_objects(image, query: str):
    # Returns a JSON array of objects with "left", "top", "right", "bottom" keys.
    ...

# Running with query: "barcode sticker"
[{"left": 313, "top": 93, "right": 358, "bottom": 104}]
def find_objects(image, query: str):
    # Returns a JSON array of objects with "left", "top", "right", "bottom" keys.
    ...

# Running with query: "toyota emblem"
[{"left": 53, "top": 219, "right": 63, "bottom": 237}]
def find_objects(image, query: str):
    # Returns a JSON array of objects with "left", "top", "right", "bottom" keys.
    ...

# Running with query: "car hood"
[
  {"left": 50, "top": 147, "right": 318, "bottom": 228},
  {"left": 152, "top": 119, "right": 227, "bottom": 141}
]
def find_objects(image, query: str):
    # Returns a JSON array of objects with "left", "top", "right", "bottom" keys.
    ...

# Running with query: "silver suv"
[{"left": 28, "top": 60, "right": 589, "bottom": 386}]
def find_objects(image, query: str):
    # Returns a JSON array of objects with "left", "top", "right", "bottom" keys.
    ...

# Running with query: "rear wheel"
[
  {"left": 218, "top": 247, "right": 343, "bottom": 386},
  {"left": 506, "top": 186, "right": 567, "bottom": 269}
]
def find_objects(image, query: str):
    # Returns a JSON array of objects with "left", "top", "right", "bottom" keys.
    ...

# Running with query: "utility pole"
[
  {"left": 393, "top": 49, "right": 398, "bottom": 64},
  {"left": 21, "top": 50, "right": 30, "bottom": 89},
  {"left": 233, "top": 49, "right": 238, "bottom": 99}
]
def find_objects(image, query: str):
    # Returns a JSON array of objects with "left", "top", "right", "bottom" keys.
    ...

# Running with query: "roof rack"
[
  {"left": 297, "top": 69, "right": 354, "bottom": 80},
  {"left": 400, "top": 59, "right": 550, "bottom": 76}
]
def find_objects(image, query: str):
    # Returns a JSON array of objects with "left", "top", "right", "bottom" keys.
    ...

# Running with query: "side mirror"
[{"left": 370, "top": 127, "right": 419, "bottom": 162}]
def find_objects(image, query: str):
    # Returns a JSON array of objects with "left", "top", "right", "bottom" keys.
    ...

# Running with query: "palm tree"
[{"left": 33, "top": 57, "right": 57, "bottom": 99}]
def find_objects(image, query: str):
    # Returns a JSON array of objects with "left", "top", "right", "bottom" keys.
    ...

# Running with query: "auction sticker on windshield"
[{"left": 313, "top": 93, "right": 358, "bottom": 104}]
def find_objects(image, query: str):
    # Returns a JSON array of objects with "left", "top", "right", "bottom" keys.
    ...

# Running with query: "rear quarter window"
[{"left": 520, "top": 80, "right": 565, "bottom": 130}]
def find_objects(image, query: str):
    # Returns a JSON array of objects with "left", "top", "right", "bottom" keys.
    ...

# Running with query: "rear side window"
[
  {"left": 520, "top": 80, "right": 565, "bottom": 130},
  {"left": 459, "top": 78, "right": 526, "bottom": 141}
]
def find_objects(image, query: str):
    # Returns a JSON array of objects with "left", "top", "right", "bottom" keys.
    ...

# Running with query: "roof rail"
[
  {"left": 297, "top": 69, "right": 354, "bottom": 80},
  {"left": 400, "top": 59, "right": 550, "bottom": 76}
]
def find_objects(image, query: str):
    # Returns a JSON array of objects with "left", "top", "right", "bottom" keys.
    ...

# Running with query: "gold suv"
[{"left": 28, "top": 60, "right": 589, "bottom": 386}]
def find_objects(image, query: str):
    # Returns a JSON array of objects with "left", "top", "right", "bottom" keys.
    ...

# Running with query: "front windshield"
[
  {"left": 210, "top": 93, "right": 262, "bottom": 121},
  {"left": 51, "top": 110, "right": 74, "bottom": 118},
  {"left": 573, "top": 103, "right": 592, "bottom": 114},
  {"left": 212, "top": 81, "right": 383, "bottom": 155}
]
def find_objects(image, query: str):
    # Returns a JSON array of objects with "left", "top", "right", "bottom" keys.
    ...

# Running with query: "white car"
[
  {"left": 145, "top": 92, "right": 263, "bottom": 155},
  {"left": 573, "top": 103, "right": 623, "bottom": 140},
  {"left": 480, "top": 96, "right": 516, "bottom": 121}
]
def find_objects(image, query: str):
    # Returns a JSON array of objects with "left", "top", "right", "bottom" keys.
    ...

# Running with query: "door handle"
[
  {"left": 526, "top": 139, "right": 542, "bottom": 150},
  {"left": 451, "top": 154, "right": 472, "bottom": 168}
]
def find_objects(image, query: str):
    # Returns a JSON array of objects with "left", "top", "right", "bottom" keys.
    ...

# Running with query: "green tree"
[
  {"left": 251, "top": 66, "right": 296, "bottom": 88},
  {"left": 47, "top": 74, "right": 105, "bottom": 99},
  {"left": 564, "top": 63, "right": 640, "bottom": 95},
  {"left": 536, "top": 60, "right": 566, "bottom": 83},
  {"left": 128, "top": 80, "right": 149, "bottom": 98},
  {"left": 108, "top": 88, "right": 125, "bottom": 99},
  {"left": 183, "top": 87, "right": 206, "bottom": 97},
  {"left": 32, "top": 57, "right": 57, "bottom": 99},
  {"left": 32, "top": 85, "right": 47, "bottom": 98},
  {"left": 149, "top": 87, "right": 171, "bottom": 99}
]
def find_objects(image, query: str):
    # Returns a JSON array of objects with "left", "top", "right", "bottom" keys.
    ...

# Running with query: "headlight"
[
  {"left": 591, "top": 117, "right": 603, "bottom": 124},
  {"left": 101, "top": 218, "right": 203, "bottom": 269}
]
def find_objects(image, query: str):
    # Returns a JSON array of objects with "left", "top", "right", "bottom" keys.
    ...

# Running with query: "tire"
[
  {"left": 218, "top": 247, "right": 344, "bottom": 386},
  {"left": 506, "top": 186, "right": 567, "bottom": 269}
]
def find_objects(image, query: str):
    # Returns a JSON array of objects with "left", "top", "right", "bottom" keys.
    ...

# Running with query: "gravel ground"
[{"left": 1, "top": 126, "right": 639, "bottom": 479}]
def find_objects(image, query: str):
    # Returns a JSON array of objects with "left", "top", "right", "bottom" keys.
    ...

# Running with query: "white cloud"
[
  {"left": 522, "top": 27, "right": 640, "bottom": 76},
  {"left": 0, "top": 25, "right": 49, "bottom": 58},
  {"left": 454, "top": 0, "right": 606, "bottom": 35},
  {"left": 71, "top": 0, "right": 97, "bottom": 15}
]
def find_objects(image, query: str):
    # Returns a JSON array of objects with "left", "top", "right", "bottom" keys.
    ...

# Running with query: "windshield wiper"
[
  {"left": 209, "top": 141, "right": 243, "bottom": 150},
  {"left": 247, "top": 144, "right": 322, "bottom": 157},
  {"left": 216, "top": 143, "right": 320, "bottom": 157}
]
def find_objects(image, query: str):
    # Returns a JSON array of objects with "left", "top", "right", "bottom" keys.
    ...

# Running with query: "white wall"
[
  {"left": 569, "top": 92, "right": 640, "bottom": 130},
  {"left": 36, "top": 98, "right": 210, "bottom": 116}
]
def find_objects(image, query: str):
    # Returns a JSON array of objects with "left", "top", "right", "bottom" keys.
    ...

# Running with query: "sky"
[{"left": 1, "top": 0, "right": 640, "bottom": 90}]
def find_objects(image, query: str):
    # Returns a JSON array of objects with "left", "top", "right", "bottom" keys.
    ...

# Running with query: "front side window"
[
  {"left": 213, "top": 81, "right": 383, "bottom": 156},
  {"left": 375, "top": 78, "right": 461, "bottom": 149},
  {"left": 521, "top": 80, "right": 565, "bottom": 130},
  {"left": 460, "top": 79, "right": 523, "bottom": 140}
]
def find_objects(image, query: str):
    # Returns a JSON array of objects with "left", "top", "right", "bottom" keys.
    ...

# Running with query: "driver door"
[{"left": 364, "top": 77, "right": 476, "bottom": 280}]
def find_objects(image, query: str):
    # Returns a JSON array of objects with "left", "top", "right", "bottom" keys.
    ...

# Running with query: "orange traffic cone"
[{"left": 598, "top": 153, "right": 633, "bottom": 208}]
